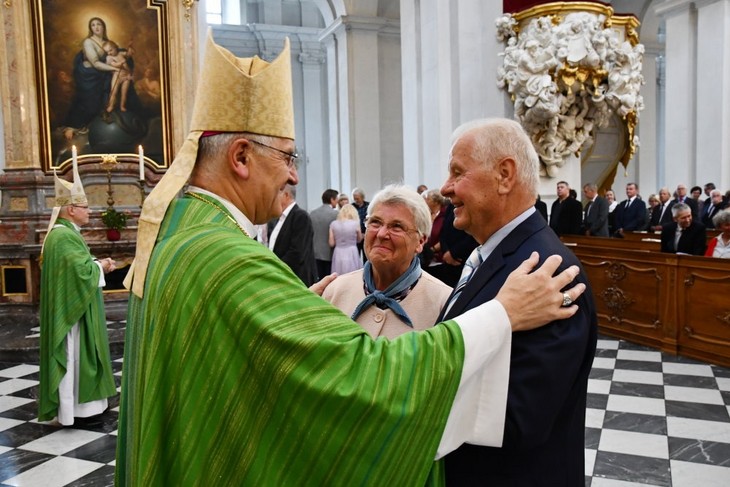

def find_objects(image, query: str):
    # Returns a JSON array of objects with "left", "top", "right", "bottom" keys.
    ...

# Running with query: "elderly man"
[
  {"left": 323, "top": 184, "right": 451, "bottom": 338},
  {"left": 438, "top": 118, "right": 597, "bottom": 486},
  {"left": 38, "top": 162, "right": 117, "bottom": 426},
  {"left": 660, "top": 202, "right": 707, "bottom": 255},
  {"left": 582, "top": 182, "right": 609, "bottom": 236},
  {"left": 116, "top": 37, "right": 585, "bottom": 486},
  {"left": 673, "top": 183, "right": 699, "bottom": 219},
  {"left": 702, "top": 189, "right": 728, "bottom": 229},
  {"left": 649, "top": 187, "right": 675, "bottom": 232}
]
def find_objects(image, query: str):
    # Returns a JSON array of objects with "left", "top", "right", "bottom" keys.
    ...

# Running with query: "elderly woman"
[
  {"left": 322, "top": 185, "right": 452, "bottom": 339},
  {"left": 705, "top": 209, "right": 730, "bottom": 259}
]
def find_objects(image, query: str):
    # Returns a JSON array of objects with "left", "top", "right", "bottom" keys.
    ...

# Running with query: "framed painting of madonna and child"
[{"left": 31, "top": 0, "right": 173, "bottom": 171}]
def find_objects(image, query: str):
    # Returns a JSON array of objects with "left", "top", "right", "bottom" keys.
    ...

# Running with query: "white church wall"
[{"left": 695, "top": 0, "right": 730, "bottom": 191}]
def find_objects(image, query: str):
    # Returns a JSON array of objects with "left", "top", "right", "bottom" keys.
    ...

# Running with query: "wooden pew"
[{"left": 561, "top": 235, "right": 730, "bottom": 367}]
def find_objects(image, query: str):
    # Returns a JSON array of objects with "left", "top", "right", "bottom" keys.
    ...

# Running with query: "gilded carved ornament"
[
  {"left": 182, "top": 0, "right": 195, "bottom": 21},
  {"left": 496, "top": 2, "right": 644, "bottom": 177}
]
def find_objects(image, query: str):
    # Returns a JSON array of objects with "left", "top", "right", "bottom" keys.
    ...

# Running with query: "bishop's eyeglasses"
[{"left": 248, "top": 139, "right": 299, "bottom": 169}]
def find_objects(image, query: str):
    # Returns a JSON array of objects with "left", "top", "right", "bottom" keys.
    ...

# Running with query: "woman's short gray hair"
[
  {"left": 713, "top": 209, "right": 730, "bottom": 228},
  {"left": 367, "top": 184, "right": 432, "bottom": 237},
  {"left": 423, "top": 189, "right": 446, "bottom": 207}
]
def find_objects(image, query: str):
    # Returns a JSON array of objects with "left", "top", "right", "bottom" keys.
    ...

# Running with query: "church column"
[
  {"left": 401, "top": 0, "right": 509, "bottom": 189},
  {"left": 656, "top": 0, "right": 696, "bottom": 188},
  {"left": 298, "top": 49, "right": 328, "bottom": 209},
  {"left": 401, "top": 0, "right": 454, "bottom": 190},
  {"left": 694, "top": 0, "right": 730, "bottom": 190},
  {"left": 320, "top": 23, "right": 349, "bottom": 194},
  {"left": 345, "top": 19, "right": 381, "bottom": 195},
  {"left": 320, "top": 16, "right": 400, "bottom": 198},
  {"left": 633, "top": 5, "right": 665, "bottom": 194},
  {"left": 454, "top": 0, "right": 509, "bottom": 122},
  {"left": 0, "top": 0, "right": 41, "bottom": 170}
]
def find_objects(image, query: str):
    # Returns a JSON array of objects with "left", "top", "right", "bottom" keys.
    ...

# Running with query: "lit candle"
[
  {"left": 72, "top": 145, "right": 78, "bottom": 166},
  {"left": 138, "top": 145, "right": 145, "bottom": 181}
]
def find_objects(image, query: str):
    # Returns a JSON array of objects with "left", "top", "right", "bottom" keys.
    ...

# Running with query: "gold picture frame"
[{"left": 31, "top": 0, "right": 173, "bottom": 172}]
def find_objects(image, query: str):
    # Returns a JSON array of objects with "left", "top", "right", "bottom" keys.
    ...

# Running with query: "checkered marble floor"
[
  {"left": 586, "top": 338, "right": 730, "bottom": 486},
  {"left": 0, "top": 338, "right": 729, "bottom": 486},
  {"left": 0, "top": 356, "right": 122, "bottom": 487}
]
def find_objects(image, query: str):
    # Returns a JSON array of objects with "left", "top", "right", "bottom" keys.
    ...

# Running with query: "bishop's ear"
[{"left": 229, "top": 138, "right": 251, "bottom": 179}]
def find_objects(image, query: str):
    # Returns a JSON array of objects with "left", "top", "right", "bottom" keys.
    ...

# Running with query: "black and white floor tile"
[
  {"left": 0, "top": 357, "right": 122, "bottom": 487},
  {"left": 585, "top": 339, "right": 730, "bottom": 486},
  {"left": 0, "top": 338, "right": 729, "bottom": 486}
]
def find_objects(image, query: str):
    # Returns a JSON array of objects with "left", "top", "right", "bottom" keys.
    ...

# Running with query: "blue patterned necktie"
[{"left": 444, "top": 246, "right": 483, "bottom": 315}]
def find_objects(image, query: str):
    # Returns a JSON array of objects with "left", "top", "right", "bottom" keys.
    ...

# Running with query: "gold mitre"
[
  {"left": 124, "top": 32, "right": 295, "bottom": 298},
  {"left": 190, "top": 32, "right": 294, "bottom": 138},
  {"left": 53, "top": 165, "right": 87, "bottom": 207},
  {"left": 43, "top": 158, "right": 87, "bottom": 253}
]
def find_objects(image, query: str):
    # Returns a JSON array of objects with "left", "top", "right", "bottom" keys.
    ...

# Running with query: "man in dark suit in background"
[
  {"left": 549, "top": 181, "right": 583, "bottom": 236},
  {"left": 660, "top": 203, "right": 707, "bottom": 255},
  {"left": 581, "top": 183, "right": 609, "bottom": 236},
  {"left": 439, "top": 118, "right": 596, "bottom": 486},
  {"left": 702, "top": 189, "right": 728, "bottom": 229},
  {"left": 351, "top": 188, "right": 369, "bottom": 262},
  {"left": 673, "top": 183, "right": 698, "bottom": 219},
  {"left": 309, "top": 188, "right": 339, "bottom": 278},
  {"left": 613, "top": 182, "right": 647, "bottom": 236},
  {"left": 703, "top": 182, "right": 716, "bottom": 212},
  {"left": 268, "top": 184, "right": 317, "bottom": 286},
  {"left": 649, "top": 187, "right": 675, "bottom": 232}
]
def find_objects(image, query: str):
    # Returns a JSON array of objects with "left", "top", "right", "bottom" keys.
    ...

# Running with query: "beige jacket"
[{"left": 322, "top": 269, "right": 452, "bottom": 339}]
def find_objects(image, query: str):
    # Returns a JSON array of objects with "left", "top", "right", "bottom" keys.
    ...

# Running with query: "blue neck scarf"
[{"left": 351, "top": 256, "right": 422, "bottom": 327}]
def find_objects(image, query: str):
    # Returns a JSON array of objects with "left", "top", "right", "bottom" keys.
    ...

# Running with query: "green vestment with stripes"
[
  {"left": 116, "top": 194, "right": 466, "bottom": 486},
  {"left": 38, "top": 218, "right": 117, "bottom": 422}
]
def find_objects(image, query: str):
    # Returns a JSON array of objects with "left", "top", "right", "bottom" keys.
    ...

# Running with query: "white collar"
[
  {"left": 281, "top": 201, "right": 296, "bottom": 219},
  {"left": 187, "top": 186, "right": 258, "bottom": 237},
  {"left": 477, "top": 207, "right": 535, "bottom": 262}
]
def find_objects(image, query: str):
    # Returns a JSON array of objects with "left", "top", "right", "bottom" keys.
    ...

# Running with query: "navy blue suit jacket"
[
  {"left": 614, "top": 198, "right": 647, "bottom": 232},
  {"left": 441, "top": 212, "right": 597, "bottom": 486}
]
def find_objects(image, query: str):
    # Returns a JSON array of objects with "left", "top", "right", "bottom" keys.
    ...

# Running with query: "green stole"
[
  {"left": 38, "top": 218, "right": 116, "bottom": 422},
  {"left": 116, "top": 194, "right": 465, "bottom": 486}
]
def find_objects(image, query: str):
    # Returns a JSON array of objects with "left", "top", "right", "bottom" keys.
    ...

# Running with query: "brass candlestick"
[
  {"left": 100, "top": 154, "right": 119, "bottom": 208},
  {"left": 139, "top": 179, "right": 145, "bottom": 207}
]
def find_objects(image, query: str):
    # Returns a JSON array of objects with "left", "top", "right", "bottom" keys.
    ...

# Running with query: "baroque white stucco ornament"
[{"left": 496, "top": 10, "right": 644, "bottom": 177}]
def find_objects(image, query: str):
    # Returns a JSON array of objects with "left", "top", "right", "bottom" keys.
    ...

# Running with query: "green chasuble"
[
  {"left": 38, "top": 218, "right": 117, "bottom": 422},
  {"left": 117, "top": 194, "right": 466, "bottom": 486}
]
